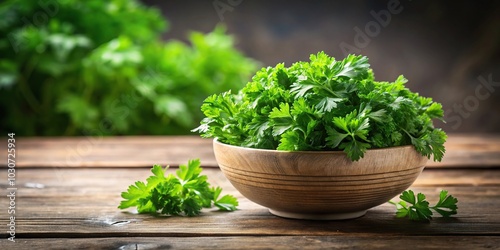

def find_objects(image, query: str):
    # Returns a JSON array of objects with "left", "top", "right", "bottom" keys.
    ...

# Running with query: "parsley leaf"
[
  {"left": 194, "top": 52, "right": 447, "bottom": 162},
  {"left": 213, "top": 187, "right": 239, "bottom": 211},
  {"left": 118, "top": 165, "right": 167, "bottom": 211},
  {"left": 118, "top": 159, "right": 238, "bottom": 216},
  {"left": 432, "top": 190, "right": 459, "bottom": 217},
  {"left": 389, "top": 190, "right": 458, "bottom": 221}
]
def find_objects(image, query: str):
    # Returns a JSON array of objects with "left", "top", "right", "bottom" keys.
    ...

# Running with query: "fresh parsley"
[
  {"left": 194, "top": 52, "right": 447, "bottom": 161},
  {"left": 389, "top": 190, "right": 458, "bottom": 221},
  {"left": 118, "top": 159, "right": 238, "bottom": 216}
]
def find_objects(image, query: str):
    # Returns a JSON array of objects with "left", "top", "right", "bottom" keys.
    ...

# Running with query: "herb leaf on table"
[
  {"left": 118, "top": 159, "right": 238, "bottom": 216},
  {"left": 389, "top": 190, "right": 458, "bottom": 221}
]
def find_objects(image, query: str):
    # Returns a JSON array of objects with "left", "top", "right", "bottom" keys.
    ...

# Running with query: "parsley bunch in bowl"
[{"left": 194, "top": 52, "right": 446, "bottom": 162}]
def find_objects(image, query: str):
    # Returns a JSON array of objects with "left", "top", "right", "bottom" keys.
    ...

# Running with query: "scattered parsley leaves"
[
  {"left": 118, "top": 159, "right": 238, "bottom": 216},
  {"left": 193, "top": 52, "right": 447, "bottom": 162},
  {"left": 389, "top": 190, "right": 458, "bottom": 221}
]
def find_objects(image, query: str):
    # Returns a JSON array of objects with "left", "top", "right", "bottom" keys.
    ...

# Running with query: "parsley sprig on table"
[
  {"left": 118, "top": 159, "right": 238, "bottom": 216},
  {"left": 194, "top": 52, "right": 447, "bottom": 161},
  {"left": 389, "top": 190, "right": 458, "bottom": 221}
]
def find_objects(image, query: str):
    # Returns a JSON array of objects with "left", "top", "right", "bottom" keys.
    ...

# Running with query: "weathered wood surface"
[
  {"left": 0, "top": 134, "right": 499, "bottom": 249},
  {"left": 1, "top": 136, "right": 215, "bottom": 168},
  {"left": 0, "top": 168, "right": 500, "bottom": 240},
  {"left": 6, "top": 236, "right": 500, "bottom": 250},
  {"left": 1, "top": 134, "right": 499, "bottom": 168}
]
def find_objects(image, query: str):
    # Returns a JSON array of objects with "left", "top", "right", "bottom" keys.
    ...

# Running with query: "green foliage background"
[{"left": 0, "top": 0, "right": 258, "bottom": 136}]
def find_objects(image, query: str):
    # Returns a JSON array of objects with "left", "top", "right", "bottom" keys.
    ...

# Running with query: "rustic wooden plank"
[
  {"left": 4, "top": 166, "right": 500, "bottom": 191},
  {"left": 2, "top": 186, "right": 498, "bottom": 237},
  {"left": 0, "top": 168, "right": 499, "bottom": 237},
  {"left": 1, "top": 136, "right": 216, "bottom": 168},
  {"left": 1, "top": 134, "right": 499, "bottom": 168},
  {"left": 2, "top": 236, "right": 499, "bottom": 250},
  {"left": 432, "top": 134, "right": 500, "bottom": 168}
]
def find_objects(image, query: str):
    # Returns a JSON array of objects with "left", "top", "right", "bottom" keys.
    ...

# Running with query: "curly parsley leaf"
[
  {"left": 213, "top": 187, "right": 239, "bottom": 211},
  {"left": 118, "top": 159, "right": 238, "bottom": 216},
  {"left": 432, "top": 190, "right": 459, "bottom": 217},
  {"left": 269, "top": 103, "right": 293, "bottom": 137},
  {"left": 331, "top": 110, "right": 371, "bottom": 160},
  {"left": 389, "top": 190, "right": 458, "bottom": 221},
  {"left": 407, "top": 129, "right": 447, "bottom": 162},
  {"left": 118, "top": 165, "right": 166, "bottom": 210}
]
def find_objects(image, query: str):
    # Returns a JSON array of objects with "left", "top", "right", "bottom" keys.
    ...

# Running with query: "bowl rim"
[{"left": 213, "top": 138, "right": 418, "bottom": 155}]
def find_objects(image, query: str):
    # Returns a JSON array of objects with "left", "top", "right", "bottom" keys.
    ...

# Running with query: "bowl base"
[{"left": 269, "top": 209, "right": 367, "bottom": 220}]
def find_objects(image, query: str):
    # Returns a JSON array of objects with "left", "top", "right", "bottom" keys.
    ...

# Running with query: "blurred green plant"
[{"left": 0, "top": 0, "right": 258, "bottom": 135}]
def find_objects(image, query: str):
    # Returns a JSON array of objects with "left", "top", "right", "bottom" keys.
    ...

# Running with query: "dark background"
[{"left": 143, "top": 0, "right": 500, "bottom": 132}]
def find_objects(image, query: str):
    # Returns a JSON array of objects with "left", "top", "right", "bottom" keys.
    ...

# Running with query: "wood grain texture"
[
  {"left": 3, "top": 236, "right": 500, "bottom": 250},
  {"left": 1, "top": 133, "right": 499, "bottom": 168},
  {"left": 0, "top": 168, "right": 499, "bottom": 238},
  {"left": 0, "top": 136, "right": 215, "bottom": 168}
]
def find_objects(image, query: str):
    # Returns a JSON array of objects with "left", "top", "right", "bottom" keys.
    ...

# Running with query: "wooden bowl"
[{"left": 213, "top": 139, "right": 427, "bottom": 220}]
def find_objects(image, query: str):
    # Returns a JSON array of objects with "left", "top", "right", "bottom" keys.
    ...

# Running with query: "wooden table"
[{"left": 1, "top": 134, "right": 499, "bottom": 249}]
